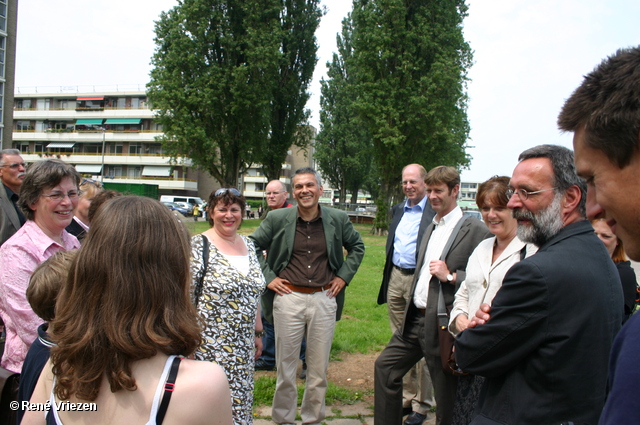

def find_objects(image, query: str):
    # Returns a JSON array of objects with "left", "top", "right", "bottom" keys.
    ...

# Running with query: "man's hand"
[
  {"left": 267, "top": 277, "right": 292, "bottom": 296},
  {"left": 429, "top": 260, "right": 451, "bottom": 282},
  {"left": 467, "top": 303, "right": 491, "bottom": 329},
  {"left": 327, "top": 276, "right": 346, "bottom": 299}
]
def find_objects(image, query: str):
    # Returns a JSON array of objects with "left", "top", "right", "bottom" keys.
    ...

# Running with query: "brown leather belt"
[
  {"left": 283, "top": 282, "right": 331, "bottom": 294},
  {"left": 416, "top": 308, "right": 426, "bottom": 316}
]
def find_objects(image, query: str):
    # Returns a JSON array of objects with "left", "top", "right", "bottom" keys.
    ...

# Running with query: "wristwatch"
[
  {"left": 255, "top": 330, "right": 265, "bottom": 338},
  {"left": 446, "top": 273, "right": 454, "bottom": 282}
]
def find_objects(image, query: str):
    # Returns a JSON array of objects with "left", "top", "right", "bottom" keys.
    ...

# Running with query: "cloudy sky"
[{"left": 14, "top": 0, "right": 640, "bottom": 181}]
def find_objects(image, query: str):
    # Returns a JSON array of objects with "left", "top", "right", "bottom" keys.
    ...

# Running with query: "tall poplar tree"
[
  {"left": 258, "top": 0, "right": 322, "bottom": 182},
  {"left": 148, "top": 0, "right": 280, "bottom": 187},
  {"left": 350, "top": 0, "right": 473, "bottom": 229},
  {"left": 315, "top": 15, "right": 373, "bottom": 205}
]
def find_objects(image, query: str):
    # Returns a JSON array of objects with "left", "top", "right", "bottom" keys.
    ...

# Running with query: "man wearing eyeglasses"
[
  {"left": 454, "top": 145, "right": 623, "bottom": 425},
  {"left": 0, "top": 149, "right": 27, "bottom": 247},
  {"left": 250, "top": 167, "right": 364, "bottom": 425},
  {"left": 255, "top": 179, "right": 299, "bottom": 373}
]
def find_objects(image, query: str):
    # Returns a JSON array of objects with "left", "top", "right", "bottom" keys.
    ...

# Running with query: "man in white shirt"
[
  {"left": 374, "top": 166, "right": 490, "bottom": 425},
  {"left": 377, "top": 164, "right": 436, "bottom": 425}
]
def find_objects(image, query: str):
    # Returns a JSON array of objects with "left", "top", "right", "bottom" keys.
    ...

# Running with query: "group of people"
[
  {"left": 3, "top": 44, "right": 640, "bottom": 425},
  {"left": 374, "top": 46, "right": 640, "bottom": 425}
]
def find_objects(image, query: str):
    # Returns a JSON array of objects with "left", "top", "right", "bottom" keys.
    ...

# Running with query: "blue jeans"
[{"left": 260, "top": 313, "right": 306, "bottom": 366}]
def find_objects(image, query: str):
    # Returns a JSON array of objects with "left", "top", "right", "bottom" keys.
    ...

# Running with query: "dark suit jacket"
[
  {"left": 455, "top": 220, "right": 623, "bottom": 425},
  {"left": 249, "top": 205, "right": 365, "bottom": 323},
  {"left": 0, "top": 183, "right": 21, "bottom": 247},
  {"left": 402, "top": 213, "right": 491, "bottom": 358},
  {"left": 377, "top": 199, "right": 435, "bottom": 305}
]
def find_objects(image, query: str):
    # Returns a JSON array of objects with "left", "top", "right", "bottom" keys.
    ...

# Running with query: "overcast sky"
[{"left": 14, "top": 0, "right": 640, "bottom": 182}]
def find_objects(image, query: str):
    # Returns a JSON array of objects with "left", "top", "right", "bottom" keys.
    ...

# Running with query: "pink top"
[{"left": 0, "top": 220, "right": 80, "bottom": 373}]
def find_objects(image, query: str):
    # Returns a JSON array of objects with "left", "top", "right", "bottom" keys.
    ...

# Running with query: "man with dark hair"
[
  {"left": 455, "top": 145, "right": 622, "bottom": 425},
  {"left": 558, "top": 46, "right": 640, "bottom": 424},
  {"left": 378, "top": 163, "right": 436, "bottom": 425},
  {"left": 375, "top": 166, "right": 490, "bottom": 425},
  {"left": 250, "top": 167, "right": 364, "bottom": 425},
  {"left": 0, "top": 149, "right": 27, "bottom": 246}
]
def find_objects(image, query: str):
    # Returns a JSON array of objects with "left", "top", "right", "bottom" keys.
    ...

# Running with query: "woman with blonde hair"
[{"left": 24, "top": 196, "right": 232, "bottom": 425}]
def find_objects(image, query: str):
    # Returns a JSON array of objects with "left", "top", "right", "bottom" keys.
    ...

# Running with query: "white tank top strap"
[{"left": 46, "top": 355, "right": 178, "bottom": 425}]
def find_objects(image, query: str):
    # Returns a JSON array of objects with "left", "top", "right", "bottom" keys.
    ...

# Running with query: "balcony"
[
  {"left": 21, "top": 152, "right": 193, "bottom": 167},
  {"left": 13, "top": 130, "right": 161, "bottom": 143}
]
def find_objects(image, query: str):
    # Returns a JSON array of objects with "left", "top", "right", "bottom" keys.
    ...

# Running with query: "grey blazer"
[
  {"left": 0, "top": 183, "right": 21, "bottom": 246},
  {"left": 401, "top": 214, "right": 491, "bottom": 357},
  {"left": 377, "top": 199, "right": 435, "bottom": 304}
]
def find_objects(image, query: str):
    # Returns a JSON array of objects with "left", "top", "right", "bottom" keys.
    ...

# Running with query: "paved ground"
[{"left": 253, "top": 402, "right": 436, "bottom": 425}]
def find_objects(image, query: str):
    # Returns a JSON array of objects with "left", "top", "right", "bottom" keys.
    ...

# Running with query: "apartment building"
[{"left": 12, "top": 87, "right": 198, "bottom": 194}]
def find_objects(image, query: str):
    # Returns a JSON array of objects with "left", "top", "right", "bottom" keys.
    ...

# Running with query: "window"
[
  {"left": 16, "top": 121, "right": 30, "bottom": 131},
  {"left": 113, "top": 144, "right": 123, "bottom": 154},
  {"left": 35, "top": 144, "right": 44, "bottom": 153},
  {"left": 19, "top": 143, "right": 29, "bottom": 153},
  {"left": 129, "top": 143, "right": 142, "bottom": 154},
  {"left": 83, "top": 144, "right": 103, "bottom": 154}
]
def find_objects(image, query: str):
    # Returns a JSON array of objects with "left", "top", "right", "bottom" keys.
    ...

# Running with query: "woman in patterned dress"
[{"left": 191, "top": 188, "right": 266, "bottom": 425}]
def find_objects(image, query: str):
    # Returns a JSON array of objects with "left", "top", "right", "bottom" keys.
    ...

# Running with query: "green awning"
[
  {"left": 75, "top": 119, "right": 103, "bottom": 125},
  {"left": 104, "top": 119, "right": 141, "bottom": 125}
]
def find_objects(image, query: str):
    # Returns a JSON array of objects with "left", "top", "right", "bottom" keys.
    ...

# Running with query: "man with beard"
[{"left": 454, "top": 145, "right": 623, "bottom": 425}]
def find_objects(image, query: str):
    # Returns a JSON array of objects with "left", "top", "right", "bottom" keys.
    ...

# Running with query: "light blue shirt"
[{"left": 392, "top": 196, "right": 428, "bottom": 269}]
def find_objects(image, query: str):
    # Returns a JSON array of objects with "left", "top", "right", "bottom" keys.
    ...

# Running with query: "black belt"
[{"left": 393, "top": 265, "right": 415, "bottom": 275}]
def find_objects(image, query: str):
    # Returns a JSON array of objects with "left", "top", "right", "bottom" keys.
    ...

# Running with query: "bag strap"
[
  {"left": 155, "top": 356, "right": 182, "bottom": 425},
  {"left": 194, "top": 234, "right": 209, "bottom": 308},
  {"left": 437, "top": 215, "right": 468, "bottom": 329}
]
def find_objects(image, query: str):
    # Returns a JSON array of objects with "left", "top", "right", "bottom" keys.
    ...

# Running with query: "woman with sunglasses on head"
[
  {"left": 23, "top": 196, "right": 232, "bottom": 425},
  {"left": 0, "top": 160, "right": 81, "bottom": 380},
  {"left": 191, "top": 188, "right": 266, "bottom": 425},
  {"left": 448, "top": 176, "right": 537, "bottom": 425},
  {"left": 65, "top": 179, "right": 103, "bottom": 242}
]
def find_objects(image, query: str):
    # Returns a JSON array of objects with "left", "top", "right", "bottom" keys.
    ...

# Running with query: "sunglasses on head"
[{"left": 215, "top": 188, "right": 241, "bottom": 196}]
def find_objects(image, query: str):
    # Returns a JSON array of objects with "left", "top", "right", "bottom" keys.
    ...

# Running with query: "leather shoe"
[
  {"left": 255, "top": 358, "right": 275, "bottom": 371},
  {"left": 404, "top": 412, "right": 427, "bottom": 425}
]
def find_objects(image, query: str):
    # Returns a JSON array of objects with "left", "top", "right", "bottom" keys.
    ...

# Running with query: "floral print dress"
[{"left": 190, "top": 234, "right": 266, "bottom": 425}]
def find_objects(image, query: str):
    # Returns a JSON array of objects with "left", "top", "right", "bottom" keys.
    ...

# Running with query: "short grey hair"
[
  {"left": 293, "top": 167, "right": 322, "bottom": 187},
  {"left": 0, "top": 149, "right": 22, "bottom": 165},
  {"left": 18, "top": 160, "right": 81, "bottom": 221},
  {"left": 518, "top": 144, "right": 587, "bottom": 217}
]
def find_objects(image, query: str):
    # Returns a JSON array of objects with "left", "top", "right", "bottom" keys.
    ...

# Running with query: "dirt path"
[{"left": 327, "top": 352, "right": 377, "bottom": 404}]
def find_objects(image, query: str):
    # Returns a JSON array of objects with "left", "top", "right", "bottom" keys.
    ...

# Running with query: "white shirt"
[
  {"left": 413, "top": 206, "right": 463, "bottom": 309},
  {"left": 448, "top": 236, "right": 538, "bottom": 335}
]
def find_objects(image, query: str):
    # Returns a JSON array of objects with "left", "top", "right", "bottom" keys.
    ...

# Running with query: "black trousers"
[{"left": 374, "top": 311, "right": 458, "bottom": 425}]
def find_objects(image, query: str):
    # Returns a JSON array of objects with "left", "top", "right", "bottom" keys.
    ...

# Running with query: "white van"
[{"left": 159, "top": 195, "right": 204, "bottom": 209}]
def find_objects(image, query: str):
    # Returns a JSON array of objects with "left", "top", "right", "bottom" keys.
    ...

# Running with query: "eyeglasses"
[
  {"left": 41, "top": 191, "right": 81, "bottom": 202},
  {"left": 506, "top": 187, "right": 556, "bottom": 201},
  {"left": 215, "top": 188, "right": 241, "bottom": 196},
  {"left": 265, "top": 191, "right": 282, "bottom": 196},
  {"left": 1, "top": 162, "right": 26, "bottom": 169}
]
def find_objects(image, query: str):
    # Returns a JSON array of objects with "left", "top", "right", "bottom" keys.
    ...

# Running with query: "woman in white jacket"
[{"left": 448, "top": 176, "right": 536, "bottom": 425}]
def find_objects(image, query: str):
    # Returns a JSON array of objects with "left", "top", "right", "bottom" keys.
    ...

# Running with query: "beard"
[{"left": 513, "top": 194, "right": 564, "bottom": 247}]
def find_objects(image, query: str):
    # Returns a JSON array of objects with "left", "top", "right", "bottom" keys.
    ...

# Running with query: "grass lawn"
[{"left": 187, "top": 218, "right": 391, "bottom": 406}]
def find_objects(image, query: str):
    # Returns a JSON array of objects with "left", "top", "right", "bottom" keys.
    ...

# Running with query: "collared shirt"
[
  {"left": 279, "top": 208, "right": 335, "bottom": 287},
  {"left": 0, "top": 220, "right": 80, "bottom": 373},
  {"left": 392, "top": 196, "right": 428, "bottom": 269},
  {"left": 3, "top": 184, "right": 26, "bottom": 226},
  {"left": 413, "top": 206, "right": 463, "bottom": 309}
]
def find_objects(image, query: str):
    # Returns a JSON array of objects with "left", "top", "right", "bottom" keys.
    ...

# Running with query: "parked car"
[
  {"left": 174, "top": 202, "right": 194, "bottom": 215},
  {"left": 463, "top": 210, "right": 483, "bottom": 222},
  {"left": 162, "top": 201, "right": 190, "bottom": 216}
]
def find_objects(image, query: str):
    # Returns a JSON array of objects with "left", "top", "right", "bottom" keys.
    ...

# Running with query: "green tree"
[
  {"left": 350, "top": 0, "right": 473, "bottom": 228},
  {"left": 258, "top": 0, "right": 323, "bottom": 182},
  {"left": 147, "top": 0, "right": 281, "bottom": 187},
  {"left": 315, "top": 15, "right": 373, "bottom": 205}
]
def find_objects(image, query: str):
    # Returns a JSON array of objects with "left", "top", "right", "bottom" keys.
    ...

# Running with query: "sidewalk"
[{"left": 253, "top": 402, "right": 436, "bottom": 425}]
